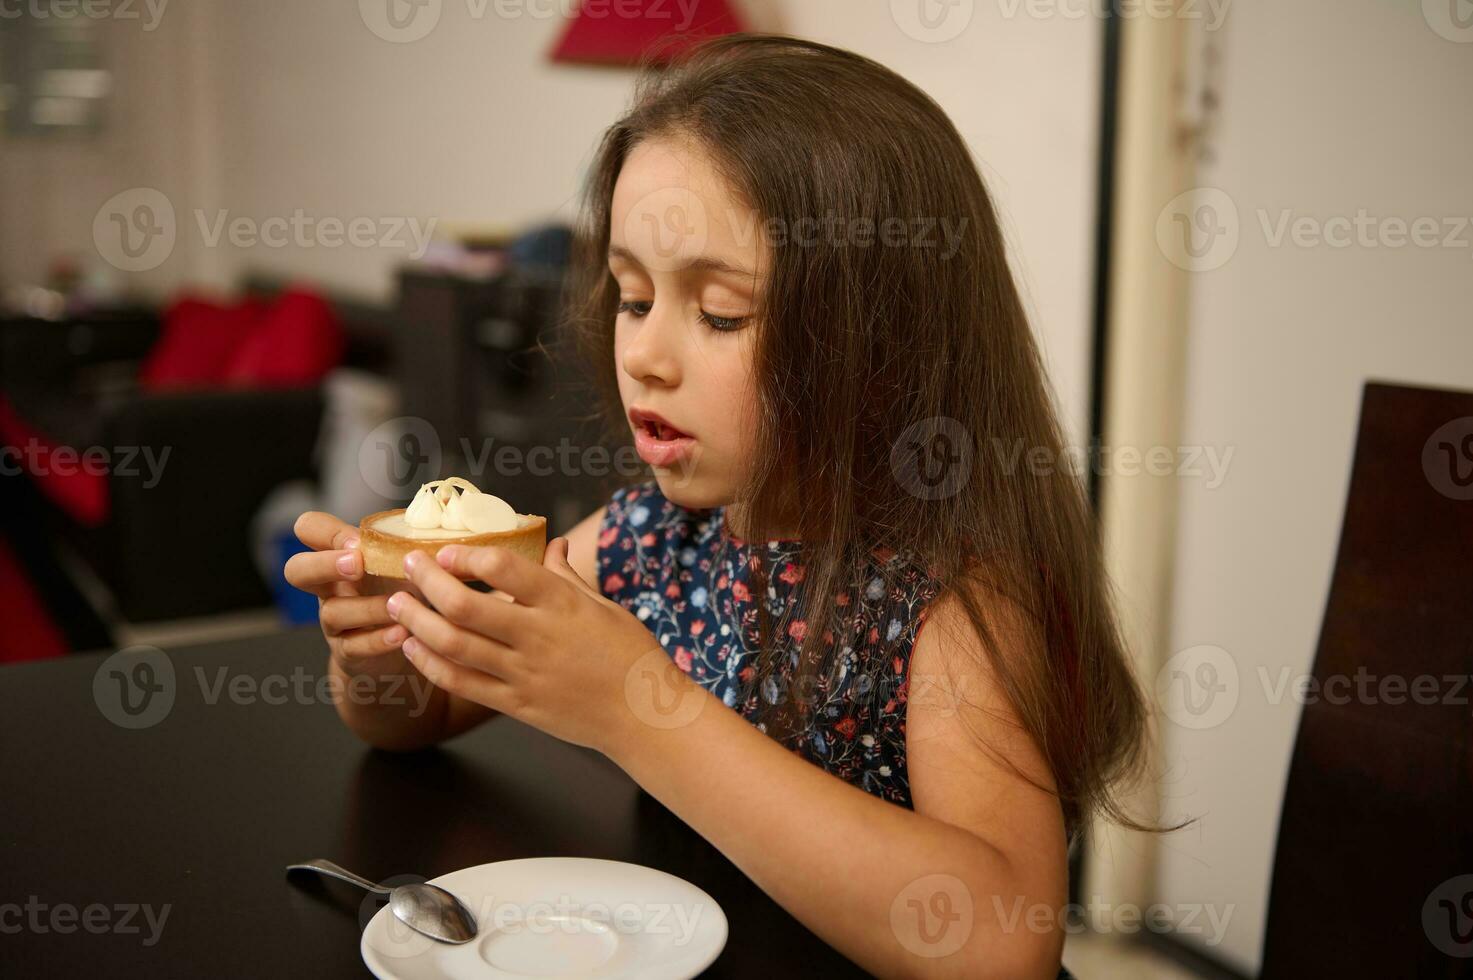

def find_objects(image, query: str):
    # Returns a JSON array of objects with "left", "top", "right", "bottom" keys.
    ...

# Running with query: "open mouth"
[
  {"left": 630, "top": 409, "right": 697, "bottom": 467},
  {"left": 640, "top": 419, "right": 689, "bottom": 441},
  {"left": 630, "top": 410, "right": 693, "bottom": 442}
]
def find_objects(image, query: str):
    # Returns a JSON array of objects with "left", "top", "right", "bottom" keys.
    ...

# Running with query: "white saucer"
[{"left": 360, "top": 857, "right": 728, "bottom": 980}]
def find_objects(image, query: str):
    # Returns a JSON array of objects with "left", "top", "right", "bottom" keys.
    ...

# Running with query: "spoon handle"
[{"left": 286, "top": 858, "right": 392, "bottom": 896}]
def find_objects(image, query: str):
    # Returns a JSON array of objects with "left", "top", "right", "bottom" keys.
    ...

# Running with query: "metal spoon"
[{"left": 286, "top": 858, "right": 478, "bottom": 944}]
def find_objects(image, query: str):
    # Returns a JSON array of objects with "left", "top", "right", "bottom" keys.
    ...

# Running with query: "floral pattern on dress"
[{"left": 597, "top": 480, "right": 945, "bottom": 808}]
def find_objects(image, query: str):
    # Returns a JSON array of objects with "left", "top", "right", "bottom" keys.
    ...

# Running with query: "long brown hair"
[{"left": 563, "top": 34, "right": 1154, "bottom": 839}]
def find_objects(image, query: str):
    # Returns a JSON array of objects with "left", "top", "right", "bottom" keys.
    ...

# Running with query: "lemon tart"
[{"left": 358, "top": 477, "right": 546, "bottom": 580}]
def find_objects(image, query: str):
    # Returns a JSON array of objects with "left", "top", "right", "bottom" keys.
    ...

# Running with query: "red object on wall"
[{"left": 550, "top": 0, "right": 747, "bottom": 67}]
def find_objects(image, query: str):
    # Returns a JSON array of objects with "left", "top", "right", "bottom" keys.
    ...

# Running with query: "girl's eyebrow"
[{"left": 608, "top": 243, "right": 758, "bottom": 280}]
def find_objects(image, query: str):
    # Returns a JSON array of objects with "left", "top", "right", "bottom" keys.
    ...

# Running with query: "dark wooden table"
[{"left": 0, "top": 627, "right": 866, "bottom": 977}]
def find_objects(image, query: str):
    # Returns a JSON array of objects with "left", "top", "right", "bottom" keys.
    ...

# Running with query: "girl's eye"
[
  {"left": 698, "top": 311, "right": 747, "bottom": 332},
  {"left": 618, "top": 300, "right": 747, "bottom": 333}
]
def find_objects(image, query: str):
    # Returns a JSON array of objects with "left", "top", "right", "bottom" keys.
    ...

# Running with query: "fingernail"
[
  {"left": 403, "top": 636, "right": 420, "bottom": 659},
  {"left": 384, "top": 625, "right": 407, "bottom": 645},
  {"left": 336, "top": 552, "right": 359, "bottom": 575},
  {"left": 386, "top": 592, "right": 404, "bottom": 618},
  {"left": 436, "top": 545, "right": 459, "bottom": 566},
  {"left": 344, "top": 536, "right": 360, "bottom": 550},
  {"left": 403, "top": 550, "right": 422, "bottom": 573}
]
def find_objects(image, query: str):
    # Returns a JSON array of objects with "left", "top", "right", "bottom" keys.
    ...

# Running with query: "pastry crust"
[{"left": 358, "top": 508, "right": 547, "bottom": 580}]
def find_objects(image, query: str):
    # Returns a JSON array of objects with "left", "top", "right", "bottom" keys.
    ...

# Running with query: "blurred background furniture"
[
  {"left": 0, "top": 228, "right": 627, "bottom": 654},
  {"left": 396, "top": 255, "right": 615, "bottom": 535},
  {"left": 1260, "top": 381, "right": 1473, "bottom": 976},
  {"left": 0, "top": 280, "right": 395, "bottom": 626}
]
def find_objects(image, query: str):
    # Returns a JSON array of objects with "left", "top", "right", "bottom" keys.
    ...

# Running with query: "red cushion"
[
  {"left": 0, "top": 536, "right": 69, "bottom": 662},
  {"left": 220, "top": 288, "right": 344, "bottom": 387},
  {"left": 138, "top": 295, "right": 264, "bottom": 390},
  {"left": 0, "top": 396, "right": 110, "bottom": 528}
]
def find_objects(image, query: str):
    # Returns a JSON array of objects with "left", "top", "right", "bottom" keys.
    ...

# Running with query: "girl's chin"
[{"left": 650, "top": 469, "right": 727, "bottom": 510}]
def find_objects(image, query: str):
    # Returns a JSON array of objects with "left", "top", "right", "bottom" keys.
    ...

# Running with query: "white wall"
[
  {"left": 0, "top": 0, "right": 1101, "bottom": 445},
  {"left": 1157, "top": 0, "right": 1473, "bottom": 972},
  {"left": 0, "top": 5, "right": 207, "bottom": 300}
]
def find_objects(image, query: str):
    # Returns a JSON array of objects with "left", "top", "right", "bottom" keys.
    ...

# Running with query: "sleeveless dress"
[
  {"left": 597, "top": 479, "right": 1079, "bottom": 980},
  {"left": 596, "top": 479, "right": 946, "bottom": 808}
]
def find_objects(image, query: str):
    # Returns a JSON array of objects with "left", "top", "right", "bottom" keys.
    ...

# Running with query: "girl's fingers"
[
  {"left": 387, "top": 590, "right": 517, "bottom": 679},
  {"left": 402, "top": 636, "right": 515, "bottom": 714},
  {"left": 285, "top": 547, "right": 363, "bottom": 597},
  {"left": 319, "top": 594, "right": 392, "bottom": 636},
  {"left": 406, "top": 550, "right": 525, "bottom": 643},
  {"left": 335, "top": 623, "right": 410, "bottom": 662},
  {"left": 293, "top": 511, "right": 358, "bottom": 552},
  {"left": 431, "top": 544, "right": 551, "bottom": 606},
  {"left": 542, "top": 537, "right": 602, "bottom": 600}
]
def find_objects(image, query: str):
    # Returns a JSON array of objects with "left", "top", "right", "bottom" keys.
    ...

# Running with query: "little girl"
[{"left": 289, "top": 35, "right": 1148, "bottom": 978}]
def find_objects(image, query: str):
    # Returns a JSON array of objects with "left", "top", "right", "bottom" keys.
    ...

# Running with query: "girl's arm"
[{"left": 607, "top": 588, "right": 1068, "bottom": 980}]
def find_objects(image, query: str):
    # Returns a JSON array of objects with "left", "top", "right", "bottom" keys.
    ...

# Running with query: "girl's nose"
[{"left": 620, "top": 301, "right": 683, "bottom": 387}]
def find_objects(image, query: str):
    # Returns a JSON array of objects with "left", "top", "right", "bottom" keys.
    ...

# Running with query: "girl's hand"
[
  {"left": 285, "top": 512, "right": 411, "bottom": 677},
  {"left": 388, "top": 537, "right": 705, "bottom": 757}
]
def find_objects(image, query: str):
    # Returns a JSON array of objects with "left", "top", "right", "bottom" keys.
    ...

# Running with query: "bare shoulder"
[
  {"left": 906, "top": 581, "right": 1066, "bottom": 893},
  {"left": 558, "top": 504, "right": 608, "bottom": 591}
]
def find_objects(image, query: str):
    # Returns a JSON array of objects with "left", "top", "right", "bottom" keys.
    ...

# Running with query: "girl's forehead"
[{"left": 610, "top": 138, "right": 764, "bottom": 277}]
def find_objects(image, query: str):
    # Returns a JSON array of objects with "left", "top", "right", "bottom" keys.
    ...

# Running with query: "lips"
[
  {"left": 629, "top": 407, "right": 697, "bottom": 467},
  {"left": 628, "top": 407, "right": 693, "bottom": 441}
]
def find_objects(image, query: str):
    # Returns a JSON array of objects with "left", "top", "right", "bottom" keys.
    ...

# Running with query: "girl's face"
[{"left": 608, "top": 136, "right": 767, "bottom": 511}]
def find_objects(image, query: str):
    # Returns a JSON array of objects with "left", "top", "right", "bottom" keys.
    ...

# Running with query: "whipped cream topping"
[{"left": 400, "top": 477, "right": 520, "bottom": 534}]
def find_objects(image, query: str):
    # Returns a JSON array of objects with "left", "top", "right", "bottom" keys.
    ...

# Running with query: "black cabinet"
[{"left": 395, "top": 266, "right": 623, "bottom": 534}]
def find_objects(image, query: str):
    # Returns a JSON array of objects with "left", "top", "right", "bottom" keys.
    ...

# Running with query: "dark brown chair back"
[{"left": 1261, "top": 381, "right": 1473, "bottom": 977}]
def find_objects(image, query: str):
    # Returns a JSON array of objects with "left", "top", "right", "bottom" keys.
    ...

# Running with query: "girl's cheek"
[{"left": 722, "top": 379, "right": 762, "bottom": 460}]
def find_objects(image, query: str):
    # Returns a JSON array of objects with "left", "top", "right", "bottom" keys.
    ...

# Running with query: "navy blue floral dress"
[
  {"left": 597, "top": 480, "right": 1080, "bottom": 980},
  {"left": 596, "top": 479, "right": 946, "bottom": 808}
]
